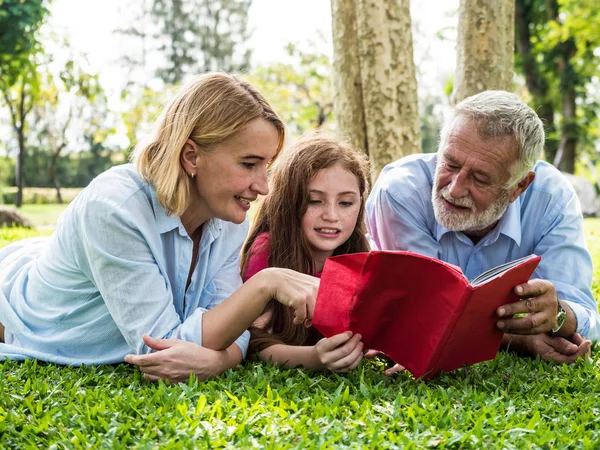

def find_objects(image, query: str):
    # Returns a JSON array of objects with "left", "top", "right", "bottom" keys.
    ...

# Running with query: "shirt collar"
[
  {"left": 435, "top": 196, "right": 522, "bottom": 246},
  {"left": 150, "top": 186, "right": 181, "bottom": 234},
  {"left": 149, "top": 185, "right": 224, "bottom": 240}
]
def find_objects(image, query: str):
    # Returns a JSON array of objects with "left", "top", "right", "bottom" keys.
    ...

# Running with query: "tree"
[
  {"left": 32, "top": 56, "right": 105, "bottom": 202},
  {"left": 0, "top": 0, "right": 48, "bottom": 207},
  {"left": 514, "top": 0, "right": 600, "bottom": 173},
  {"left": 248, "top": 41, "right": 334, "bottom": 137},
  {"left": 452, "top": 0, "right": 514, "bottom": 104},
  {"left": 147, "top": 0, "right": 253, "bottom": 84},
  {"left": 331, "top": 0, "right": 421, "bottom": 182}
]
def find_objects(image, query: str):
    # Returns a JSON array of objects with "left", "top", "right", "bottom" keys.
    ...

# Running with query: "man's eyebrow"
[{"left": 445, "top": 155, "right": 460, "bottom": 165}]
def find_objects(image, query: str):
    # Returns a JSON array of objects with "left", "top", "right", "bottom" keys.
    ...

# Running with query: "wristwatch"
[{"left": 551, "top": 301, "right": 567, "bottom": 335}]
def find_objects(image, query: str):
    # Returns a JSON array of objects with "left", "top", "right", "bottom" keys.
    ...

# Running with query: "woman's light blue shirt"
[{"left": 0, "top": 164, "right": 250, "bottom": 364}]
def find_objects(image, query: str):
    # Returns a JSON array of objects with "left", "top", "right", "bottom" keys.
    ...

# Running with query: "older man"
[{"left": 366, "top": 90, "right": 599, "bottom": 364}]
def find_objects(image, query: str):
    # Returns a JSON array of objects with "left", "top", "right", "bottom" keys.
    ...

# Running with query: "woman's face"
[
  {"left": 193, "top": 118, "right": 280, "bottom": 224},
  {"left": 301, "top": 163, "right": 361, "bottom": 262}
]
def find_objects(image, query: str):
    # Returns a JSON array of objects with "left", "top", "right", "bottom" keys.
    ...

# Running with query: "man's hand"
[
  {"left": 364, "top": 349, "right": 405, "bottom": 376},
  {"left": 503, "top": 333, "right": 592, "bottom": 363},
  {"left": 124, "top": 334, "right": 241, "bottom": 383},
  {"left": 311, "top": 331, "right": 364, "bottom": 372},
  {"left": 496, "top": 279, "right": 562, "bottom": 334}
]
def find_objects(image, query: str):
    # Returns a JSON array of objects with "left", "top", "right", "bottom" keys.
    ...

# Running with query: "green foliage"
[
  {"left": 1, "top": 187, "right": 81, "bottom": 206},
  {"left": 514, "top": 0, "right": 600, "bottom": 173},
  {"left": 0, "top": 0, "right": 47, "bottom": 83},
  {"left": 1, "top": 220, "right": 600, "bottom": 447},
  {"left": 247, "top": 42, "right": 335, "bottom": 137}
]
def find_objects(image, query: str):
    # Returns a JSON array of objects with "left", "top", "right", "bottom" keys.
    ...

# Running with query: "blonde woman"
[{"left": 0, "top": 73, "right": 318, "bottom": 380}]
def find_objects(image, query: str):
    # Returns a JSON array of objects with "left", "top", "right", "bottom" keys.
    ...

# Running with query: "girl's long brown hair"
[{"left": 241, "top": 134, "right": 371, "bottom": 354}]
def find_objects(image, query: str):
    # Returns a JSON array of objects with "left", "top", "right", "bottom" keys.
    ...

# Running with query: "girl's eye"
[
  {"left": 340, "top": 201, "right": 354, "bottom": 207},
  {"left": 242, "top": 163, "right": 255, "bottom": 169},
  {"left": 308, "top": 199, "right": 322, "bottom": 205}
]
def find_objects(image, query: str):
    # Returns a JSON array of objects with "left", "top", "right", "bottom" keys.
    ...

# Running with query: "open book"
[{"left": 312, "top": 251, "right": 541, "bottom": 379}]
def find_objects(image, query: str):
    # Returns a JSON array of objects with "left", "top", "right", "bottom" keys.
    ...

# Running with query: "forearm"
[
  {"left": 201, "top": 271, "right": 270, "bottom": 350},
  {"left": 258, "top": 344, "right": 322, "bottom": 370},
  {"left": 218, "top": 343, "right": 243, "bottom": 373}
]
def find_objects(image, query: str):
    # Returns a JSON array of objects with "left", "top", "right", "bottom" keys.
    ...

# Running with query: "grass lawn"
[{"left": 1, "top": 221, "right": 600, "bottom": 447}]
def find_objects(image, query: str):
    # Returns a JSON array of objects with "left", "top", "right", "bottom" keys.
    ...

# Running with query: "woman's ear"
[{"left": 180, "top": 139, "right": 199, "bottom": 177}]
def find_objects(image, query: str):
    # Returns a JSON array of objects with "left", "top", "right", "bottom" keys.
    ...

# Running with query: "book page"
[{"left": 469, "top": 254, "right": 539, "bottom": 286}]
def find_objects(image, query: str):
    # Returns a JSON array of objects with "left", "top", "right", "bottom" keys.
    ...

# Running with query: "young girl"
[{"left": 240, "top": 134, "right": 370, "bottom": 372}]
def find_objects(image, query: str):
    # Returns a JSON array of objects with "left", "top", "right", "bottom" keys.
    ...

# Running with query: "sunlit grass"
[{"left": 1, "top": 220, "right": 600, "bottom": 447}]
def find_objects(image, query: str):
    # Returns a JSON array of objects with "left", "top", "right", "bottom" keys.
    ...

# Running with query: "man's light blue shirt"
[
  {"left": 0, "top": 164, "right": 250, "bottom": 364},
  {"left": 366, "top": 153, "right": 600, "bottom": 341}
]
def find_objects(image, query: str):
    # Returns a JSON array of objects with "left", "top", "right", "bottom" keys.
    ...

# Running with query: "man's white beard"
[{"left": 432, "top": 173, "right": 511, "bottom": 233}]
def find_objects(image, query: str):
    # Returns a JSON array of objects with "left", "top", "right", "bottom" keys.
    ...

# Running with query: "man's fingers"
[
  {"left": 497, "top": 312, "right": 551, "bottom": 334},
  {"left": 543, "top": 335, "right": 578, "bottom": 355},
  {"left": 514, "top": 279, "right": 551, "bottom": 298},
  {"left": 571, "top": 333, "right": 585, "bottom": 345}
]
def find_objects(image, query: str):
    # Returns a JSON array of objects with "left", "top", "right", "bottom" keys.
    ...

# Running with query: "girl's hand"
[
  {"left": 259, "top": 268, "right": 320, "bottom": 326},
  {"left": 312, "top": 331, "right": 364, "bottom": 372},
  {"left": 364, "top": 349, "right": 406, "bottom": 376}
]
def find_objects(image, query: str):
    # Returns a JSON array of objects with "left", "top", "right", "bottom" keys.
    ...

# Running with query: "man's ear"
[
  {"left": 180, "top": 139, "right": 198, "bottom": 176},
  {"left": 509, "top": 171, "right": 535, "bottom": 203}
]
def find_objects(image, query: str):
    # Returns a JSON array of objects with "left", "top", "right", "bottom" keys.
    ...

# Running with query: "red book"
[{"left": 312, "top": 251, "right": 541, "bottom": 379}]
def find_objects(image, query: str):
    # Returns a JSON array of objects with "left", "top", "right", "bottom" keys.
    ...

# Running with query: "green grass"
[
  {"left": 2, "top": 222, "right": 600, "bottom": 448},
  {"left": 17, "top": 204, "right": 69, "bottom": 228}
]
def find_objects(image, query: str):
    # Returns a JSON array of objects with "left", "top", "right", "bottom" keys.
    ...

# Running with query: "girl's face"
[
  {"left": 301, "top": 163, "right": 361, "bottom": 265},
  {"left": 192, "top": 118, "right": 279, "bottom": 224}
]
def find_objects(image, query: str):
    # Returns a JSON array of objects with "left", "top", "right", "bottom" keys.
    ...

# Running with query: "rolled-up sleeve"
[
  {"left": 79, "top": 198, "right": 206, "bottom": 354},
  {"left": 534, "top": 191, "right": 600, "bottom": 341}
]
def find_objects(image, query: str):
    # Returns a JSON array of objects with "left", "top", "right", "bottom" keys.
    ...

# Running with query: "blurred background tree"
[{"left": 514, "top": 0, "right": 600, "bottom": 174}]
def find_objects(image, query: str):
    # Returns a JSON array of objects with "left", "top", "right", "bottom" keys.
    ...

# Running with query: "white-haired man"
[{"left": 366, "top": 90, "right": 599, "bottom": 365}]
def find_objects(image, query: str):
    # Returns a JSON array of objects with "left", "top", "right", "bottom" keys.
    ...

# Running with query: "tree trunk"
[
  {"left": 452, "top": 0, "right": 515, "bottom": 104},
  {"left": 332, "top": 0, "right": 421, "bottom": 183},
  {"left": 49, "top": 144, "right": 66, "bottom": 204},
  {"left": 16, "top": 124, "right": 25, "bottom": 208},
  {"left": 331, "top": 0, "right": 368, "bottom": 155},
  {"left": 554, "top": 38, "right": 578, "bottom": 174},
  {"left": 514, "top": 0, "right": 557, "bottom": 161}
]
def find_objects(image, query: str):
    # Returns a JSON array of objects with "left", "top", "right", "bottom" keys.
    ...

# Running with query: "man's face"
[{"left": 432, "top": 116, "right": 518, "bottom": 235}]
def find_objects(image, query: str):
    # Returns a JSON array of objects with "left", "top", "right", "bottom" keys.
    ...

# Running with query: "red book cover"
[{"left": 312, "top": 251, "right": 541, "bottom": 379}]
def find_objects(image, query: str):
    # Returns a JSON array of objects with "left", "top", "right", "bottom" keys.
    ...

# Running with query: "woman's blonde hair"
[{"left": 133, "top": 73, "right": 286, "bottom": 216}]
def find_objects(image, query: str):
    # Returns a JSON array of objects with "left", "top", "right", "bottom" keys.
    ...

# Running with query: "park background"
[{"left": 2, "top": 0, "right": 600, "bottom": 447}]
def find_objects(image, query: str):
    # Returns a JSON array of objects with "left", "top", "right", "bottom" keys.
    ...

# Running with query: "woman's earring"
[{"left": 190, "top": 173, "right": 195, "bottom": 179}]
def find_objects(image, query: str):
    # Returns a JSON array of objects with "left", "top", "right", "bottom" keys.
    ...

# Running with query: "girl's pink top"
[{"left": 243, "top": 232, "right": 322, "bottom": 281}]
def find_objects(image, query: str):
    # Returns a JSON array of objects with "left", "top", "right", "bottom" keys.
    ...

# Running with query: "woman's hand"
[
  {"left": 311, "top": 331, "right": 364, "bottom": 372},
  {"left": 258, "top": 268, "right": 320, "bottom": 326},
  {"left": 124, "top": 334, "right": 241, "bottom": 382}
]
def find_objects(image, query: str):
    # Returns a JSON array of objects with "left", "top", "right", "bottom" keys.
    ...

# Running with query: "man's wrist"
[{"left": 550, "top": 300, "right": 577, "bottom": 338}]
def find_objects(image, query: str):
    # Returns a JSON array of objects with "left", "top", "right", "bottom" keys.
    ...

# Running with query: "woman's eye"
[
  {"left": 242, "top": 163, "right": 255, "bottom": 169},
  {"left": 340, "top": 201, "right": 354, "bottom": 207},
  {"left": 308, "top": 199, "right": 322, "bottom": 205}
]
